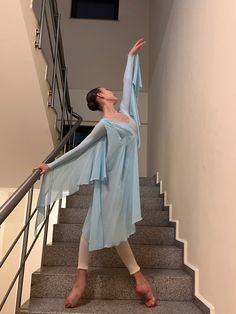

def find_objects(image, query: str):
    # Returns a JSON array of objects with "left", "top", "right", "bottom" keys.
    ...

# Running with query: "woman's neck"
[{"left": 102, "top": 103, "right": 118, "bottom": 116}]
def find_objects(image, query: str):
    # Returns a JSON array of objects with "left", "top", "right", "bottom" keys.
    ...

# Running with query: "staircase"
[{"left": 18, "top": 177, "right": 208, "bottom": 313}]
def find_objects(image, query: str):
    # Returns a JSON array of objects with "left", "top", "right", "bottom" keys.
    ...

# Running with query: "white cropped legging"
[{"left": 78, "top": 234, "right": 140, "bottom": 275}]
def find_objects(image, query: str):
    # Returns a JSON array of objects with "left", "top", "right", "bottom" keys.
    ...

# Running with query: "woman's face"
[{"left": 98, "top": 87, "right": 117, "bottom": 103}]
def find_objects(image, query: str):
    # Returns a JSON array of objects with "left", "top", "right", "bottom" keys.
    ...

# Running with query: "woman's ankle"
[
  {"left": 77, "top": 268, "right": 87, "bottom": 275},
  {"left": 75, "top": 269, "right": 87, "bottom": 283},
  {"left": 132, "top": 270, "right": 146, "bottom": 285}
]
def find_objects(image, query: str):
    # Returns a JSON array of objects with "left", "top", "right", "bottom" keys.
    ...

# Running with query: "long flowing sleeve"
[
  {"left": 47, "top": 122, "right": 106, "bottom": 169},
  {"left": 34, "top": 121, "right": 107, "bottom": 235}
]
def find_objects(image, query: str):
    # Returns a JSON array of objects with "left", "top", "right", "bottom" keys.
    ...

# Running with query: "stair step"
[
  {"left": 58, "top": 207, "right": 169, "bottom": 226},
  {"left": 17, "top": 176, "right": 205, "bottom": 313},
  {"left": 139, "top": 176, "right": 157, "bottom": 186},
  {"left": 18, "top": 298, "right": 203, "bottom": 314},
  {"left": 42, "top": 243, "right": 183, "bottom": 269},
  {"left": 66, "top": 195, "right": 164, "bottom": 210},
  {"left": 74, "top": 184, "right": 160, "bottom": 197},
  {"left": 52, "top": 224, "right": 175, "bottom": 245},
  {"left": 30, "top": 267, "right": 193, "bottom": 301}
]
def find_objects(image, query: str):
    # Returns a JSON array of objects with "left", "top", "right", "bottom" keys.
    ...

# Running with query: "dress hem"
[{"left": 82, "top": 216, "right": 143, "bottom": 252}]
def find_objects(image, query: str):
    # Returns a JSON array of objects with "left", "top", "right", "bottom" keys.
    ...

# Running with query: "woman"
[{"left": 34, "top": 38, "right": 156, "bottom": 308}]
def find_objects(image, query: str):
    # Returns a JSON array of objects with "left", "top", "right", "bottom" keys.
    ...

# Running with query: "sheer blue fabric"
[{"left": 34, "top": 54, "right": 143, "bottom": 251}]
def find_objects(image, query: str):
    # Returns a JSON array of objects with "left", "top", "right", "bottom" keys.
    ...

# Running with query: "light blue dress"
[{"left": 35, "top": 54, "right": 143, "bottom": 251}]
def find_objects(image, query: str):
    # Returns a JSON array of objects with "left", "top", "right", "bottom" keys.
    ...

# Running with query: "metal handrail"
[
  {"left": 0, "top": 0, "right": 85, "bottom": 311},
  {"left": 0, "top": 118, "right": 81, "bottom": 225},
  {"left": 0, "top": 118, "right": 82, "bottom": 312}
]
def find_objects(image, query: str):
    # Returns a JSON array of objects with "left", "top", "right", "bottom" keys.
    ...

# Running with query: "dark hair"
[{"left": 86, "top": 87, "right": 101, "bottom": 111}]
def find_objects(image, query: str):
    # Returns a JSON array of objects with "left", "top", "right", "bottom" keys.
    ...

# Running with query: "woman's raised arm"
[{"left": 119, "top": 38, "right": 145, "bottom": 114}]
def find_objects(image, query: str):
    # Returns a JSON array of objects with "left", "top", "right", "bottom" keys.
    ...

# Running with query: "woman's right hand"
[{"left": 33, "top": 163, "right": 49, "bottom": 174}]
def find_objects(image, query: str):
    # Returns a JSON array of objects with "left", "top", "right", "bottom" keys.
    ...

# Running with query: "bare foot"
[
  {"left": 133, "top": 271, "right": 157, "bottom": 307},
  {"left": 136, "top": 282, "right": 157, "bottom": 307},
  {"left": 64, "top": 270, "right": 87, "bottom": 308}
]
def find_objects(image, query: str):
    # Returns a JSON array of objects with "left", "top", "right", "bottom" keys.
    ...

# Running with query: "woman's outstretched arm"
[
  {"left": 119, "top": 38, "right": 145, "bottom": 114},
  {"left": 34, "top": 122, "right": 106, "bottom": 173}
]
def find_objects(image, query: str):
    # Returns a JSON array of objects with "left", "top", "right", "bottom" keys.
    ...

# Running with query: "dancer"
[{"left": 34, "top": 38, "right": 156, "bottom": 308}]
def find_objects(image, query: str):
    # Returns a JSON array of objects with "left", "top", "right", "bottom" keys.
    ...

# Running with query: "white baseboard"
[{"left": 156, "top": 171, "right": 215, "bottom": 314}]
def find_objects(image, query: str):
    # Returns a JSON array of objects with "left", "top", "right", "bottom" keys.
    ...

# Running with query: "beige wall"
[
  {"left": 0, "top": 0, "right": 57, "bottom": 188},
  {"left": 148, "top": 0, "right": 236, "bottom": 313},
  {"left": 0, "top": 1, "right": 61, "bottom": 313},
  {"left": 57, "top": 0, "right": 149, "bottom": 92}
]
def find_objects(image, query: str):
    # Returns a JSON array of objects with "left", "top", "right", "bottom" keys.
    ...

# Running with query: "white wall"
[{"left": 148, "top": 0, "right": 236, "bottom": 313}]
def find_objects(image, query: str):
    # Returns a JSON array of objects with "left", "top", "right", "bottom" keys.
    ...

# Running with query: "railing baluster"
[
  {"left": 72, "top": 128, "right": 76, "bottom": 148},
  {"left": 0, "top": 206, "right": 38, "bottom": 268},
  {"left": 42, "top": 205, "right": 51, "bottom": 248},
  {"left": 35, "top": 0, "right": 46, "bottom": 49},
  {"left": 48, "top": 13, "right": 61, "bottom": 108},
  {"left": 60, "top": 67, "right": 67, "bottom": 141},
  {"left": 15, "top": 187, "right": 34, "bottom": 310},
  {"left": 35, "top": 0, "right": 81, "bottom": 135},
  {"left": 69, "top": 106, "right": 73, "bottom": 149},
  {"left": 0, "top": 116, "right": 81, "bottom": 311},
  {"left": 0, "top": 202, "right": 55, "bottom": 312}
]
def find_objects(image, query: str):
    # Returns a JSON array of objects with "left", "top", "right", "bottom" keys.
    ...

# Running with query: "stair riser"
[
  {"left": 66, "top": 196, "right": 164, "bottom": 210},
  {"left": 42, "top": 246, "right": 183, "bottom": 269},
  {"left": 31, "top": 272, "right": 193, "bottom": 301},
  {"left": 52, "top": 225, "right": 175, "bottom": 245},
  {"left": 58, "top": 208, "right": 169, "bottom": 226}
]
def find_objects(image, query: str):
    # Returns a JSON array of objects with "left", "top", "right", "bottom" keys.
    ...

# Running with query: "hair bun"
[
  {"left": 86, "top": 87, "right": 101, "bottom": 111},
  {"left": 87, "top": 101, "right": 98, "bottom": 111}
]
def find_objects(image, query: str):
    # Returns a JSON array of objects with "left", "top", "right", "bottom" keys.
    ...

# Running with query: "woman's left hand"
[
  {"left": 33, "top": 163, "right": 49, "bottom": 174},
  {"left": 129, "top": 38, "right": 146, "bottom": 55}
]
